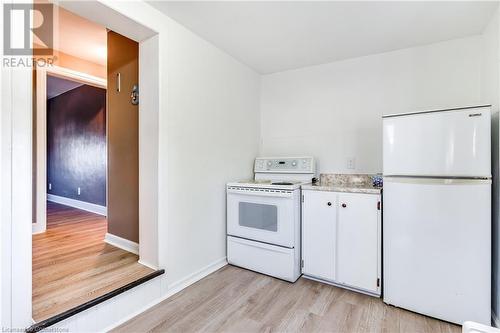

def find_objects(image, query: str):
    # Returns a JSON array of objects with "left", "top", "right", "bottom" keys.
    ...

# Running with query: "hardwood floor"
[
  {"left": 113, "top": 265, "right": 460, "bottom": 333},
  {"left": 32, "top": 201, "right": 153, "bottom": 322}
]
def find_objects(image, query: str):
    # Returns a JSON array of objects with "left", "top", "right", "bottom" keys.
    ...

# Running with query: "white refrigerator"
[{"left": 382, "top": 105, "right": 492, "bottom": 325}]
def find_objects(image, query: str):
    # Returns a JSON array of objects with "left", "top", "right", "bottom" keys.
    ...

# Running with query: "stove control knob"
[
  {"left": 267, "top": 161, "right": 272, "bottom": 167},
  {"left": 292, "top": 161, "right": 297, "bottom": 166}
]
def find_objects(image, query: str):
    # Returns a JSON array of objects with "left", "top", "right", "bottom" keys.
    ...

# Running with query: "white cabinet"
[
  {"left": 301, "top": 190, "right": 381, "bottom": 296},
  {"left": 301, "top": 191, "right": 337, "bottom": 281},
  {"left": 337, "top": 193, "right": 380, "bottom": 294}
]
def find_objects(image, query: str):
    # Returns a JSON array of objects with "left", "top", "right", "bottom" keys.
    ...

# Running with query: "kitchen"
[
  {"left": 2, "top": 1, "right": 500, "bottom": 332},
  {"left": 226, "top": 103, "right": 490, "bottom": 329},
  {"left": 214, "top": 1, "right": 496, "bottom": 330}
]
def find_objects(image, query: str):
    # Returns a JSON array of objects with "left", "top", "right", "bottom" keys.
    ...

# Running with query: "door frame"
[
  {"left": 1, "top": 1, "right": 163, "bottom": 328},
  {"left": 33, "top": 65, "right": 107, "bottom": 234}
]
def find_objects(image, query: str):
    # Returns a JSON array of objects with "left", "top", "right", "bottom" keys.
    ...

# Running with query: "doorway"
[
  {"left": 31, "top": 5, "right": 157, "bottom": 324},
  {"left": 2, "top": 1, "right": 161, "bottom": 329}
]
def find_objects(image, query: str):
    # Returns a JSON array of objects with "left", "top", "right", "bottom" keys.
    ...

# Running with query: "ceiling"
[
  {"left": 148, "top": 1, "right": 498, "bottom": 74},
  {"left": 52, "top": 6, "right": 107, "bottom": 66},
  {"left": 47, "top": 75, "right": 83, "bottom": 99}
]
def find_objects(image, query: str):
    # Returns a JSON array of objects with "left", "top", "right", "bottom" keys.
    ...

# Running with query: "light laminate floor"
[
  {"left": 32, "top": 201, "right": 153, "bottom": 322},
  {"left": 113, "top": 265, "right": 461, "bottom": 333}
]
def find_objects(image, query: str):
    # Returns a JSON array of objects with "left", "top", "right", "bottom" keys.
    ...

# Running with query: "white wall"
[
  {"left": 139, "top": 34, "right": 160, "bottom": 269},
  {"left": 161, "top": 15, "right": 261, "bottom": 286},
  {"left": 481, "top": 7, "right": 500, "bottom": 327},
  {"left": 2, "top": 0, "right": 261, "bottom": 331},
  {"left": 53, "top": 1, "right": 261, "bottom": 330},
  {"left": 260, "top": 36, "right": 483, "bottom": 174},
  {"left": 481, "top": 9, "right": 500, "bottom": 114},
  {"left": 1, "top": 40, "right": 33, "bottom": 330}
]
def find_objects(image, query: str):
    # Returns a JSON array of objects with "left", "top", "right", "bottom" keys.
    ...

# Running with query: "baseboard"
[
  {"left": 32, "top": 222, "right": 46, "bottom": 234},
  {"left": 167, "top": 257, "right": 227, "bottom": 293},
  {"left": 493, "top": 310, "right": 500, "bottom": 328},
  {"left": 105, "top": 233, "right": 139, "bottom": 255},
  {"left": 47, "top": 194, "right": 107, "bottom": 216},
  {"left": 138, "top": 259, "right": 158, "bottom": 270},
  {"left": 102, "top": 257, "right": 227, "bottom": 332}
]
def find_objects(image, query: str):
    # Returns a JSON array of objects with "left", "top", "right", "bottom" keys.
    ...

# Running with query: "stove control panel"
[{"left": 254, "top": 157, "right": 315, "bottom": 173}]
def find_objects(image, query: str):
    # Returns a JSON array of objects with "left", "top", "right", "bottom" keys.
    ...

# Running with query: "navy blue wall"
[{"left": 47, "top": 84, "right": 106, "bottom": 206}]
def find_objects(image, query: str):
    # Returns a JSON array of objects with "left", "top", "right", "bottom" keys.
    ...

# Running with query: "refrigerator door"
[
  {"left": 383, "top": 106, "right": 491, "bottom": 177},
  {"left": 383, "top": 177, "right": 491, "bottom": 325}
]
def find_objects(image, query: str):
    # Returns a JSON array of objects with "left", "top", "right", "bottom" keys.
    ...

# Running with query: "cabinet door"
[
  {"left": 337, "top": 193, "right": 380, "bottom": 293},
  {"left": 302, "top": 190, "right": 337, "bottom": 281}
]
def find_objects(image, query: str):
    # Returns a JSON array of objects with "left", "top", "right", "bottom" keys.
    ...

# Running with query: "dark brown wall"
[
  {"left": 47, "top": 84, "right": 107, "bottom": 206},
  {"left": 107, "top": 31, "right": 139, "bottom": 243}
]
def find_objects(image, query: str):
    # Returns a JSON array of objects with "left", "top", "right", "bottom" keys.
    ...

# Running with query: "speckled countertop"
[{"left": 301, "top": 173, "right": 382, "bottom": 194}]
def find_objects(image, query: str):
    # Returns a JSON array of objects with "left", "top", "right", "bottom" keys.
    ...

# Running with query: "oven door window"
[{"left": 238, "top": 202, "right": 278, "bottom": 232}]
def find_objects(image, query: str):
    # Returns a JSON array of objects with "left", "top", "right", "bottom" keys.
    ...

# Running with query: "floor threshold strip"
[{"left": 26, "top": 269, "right": 165, "bottom": 333}]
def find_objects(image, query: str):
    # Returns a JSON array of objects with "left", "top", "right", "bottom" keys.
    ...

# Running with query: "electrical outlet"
[
  {"left": 77, "top": 187, "right": 81, "bottom": 195},
  {"left": 48, "top": 183, "right": 52, "bottom": 190},
  {"left": 347, "top": 158, "right": 356, "bottom": 170}
]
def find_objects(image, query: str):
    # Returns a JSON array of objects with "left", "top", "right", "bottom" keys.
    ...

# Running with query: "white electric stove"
[{"left": 226, "top": 157, "right": 315, "bottom": 282}]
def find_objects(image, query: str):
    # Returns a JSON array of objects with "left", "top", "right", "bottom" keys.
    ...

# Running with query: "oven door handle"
[{"left": 227, "top": 187, "right": 294, "bottom": 198}]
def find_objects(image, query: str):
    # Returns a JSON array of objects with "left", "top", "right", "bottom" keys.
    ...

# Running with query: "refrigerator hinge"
[
  {"left": 377, "top": 201, "right": 381, "bottom": 210},
  {"left": 301, "top": 259, "right": 304, "bottom": 268},
  {"left": 302, "top": 194, "right": 304, "bottom": 203},
  {"left": 377, "top": 278, "right": 380, "bottom": 287}
]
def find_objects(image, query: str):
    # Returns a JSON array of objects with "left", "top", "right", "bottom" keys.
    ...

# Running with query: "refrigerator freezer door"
[
  {"left": 383, "top": 177, "right": 491, "bottom": 325},
  {"left": 383, "top": 107, "right": 491, "bottom": 177}
]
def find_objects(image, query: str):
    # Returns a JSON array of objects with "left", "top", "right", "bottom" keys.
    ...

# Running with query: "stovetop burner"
[{"left": 271, "top": 182, "right": 294, "bottom": 186}]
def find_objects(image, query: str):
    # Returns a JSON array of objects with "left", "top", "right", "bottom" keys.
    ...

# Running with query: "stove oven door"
[{"left": 226, "top": 186, "right": 298, "bottom": 248}]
